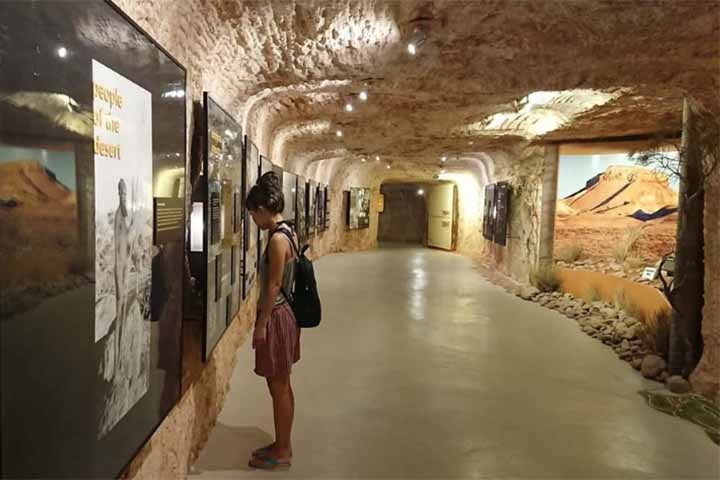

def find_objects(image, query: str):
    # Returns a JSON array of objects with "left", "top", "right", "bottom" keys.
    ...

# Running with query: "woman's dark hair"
[{"left": 247, "top": 171, "right": 284, "bottom": 214}]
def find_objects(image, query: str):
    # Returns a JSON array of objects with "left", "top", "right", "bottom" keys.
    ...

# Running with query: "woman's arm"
[{"left": 253, "top": 233, "right": 290, "bottom": 347}]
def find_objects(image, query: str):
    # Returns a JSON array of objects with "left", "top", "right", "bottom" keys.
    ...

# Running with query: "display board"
[
  {"left": 482, "top": 182, "right": 511, "bottom": 245},
  {"left": 242, "top": 138, "right": 260, "bottom": 299},
  {"left": 202, "top": 93, "right": 242, "bottom": 360},
  {"left": 308, "top": 180, "right": 317, "bottom": 237},
  {"left": 347, "top": 187, "right": 371, "bottom": 229},
  {"left": 0, "top": 1, "right": 186, "bottom": 477},
  {"left": 316, "top": 184, "right": 326, "bottom": 232},
  {"left": 482, "top": 183, "right": 497, "bottom": 241},
  {"left": 494, "top": 182, "right": 511, "bottom": 246},
  {"left": 324, "top": 185, "right": 331, "bottom": 230},
  {"left": 296, "top": 175, "right": 308, "bottom": 244},
  {"left": 282, "top": 171, "right": 297, "bottom": 227}
]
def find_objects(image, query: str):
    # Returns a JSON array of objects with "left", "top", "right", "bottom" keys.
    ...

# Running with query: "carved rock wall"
[{"left": 691, "top": 168, "right": 720, "bottom": 397}]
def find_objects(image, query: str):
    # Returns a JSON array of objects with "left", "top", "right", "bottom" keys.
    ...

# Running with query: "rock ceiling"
[{"left": 118, "top": 0, "right": 719, "bottom": 174}]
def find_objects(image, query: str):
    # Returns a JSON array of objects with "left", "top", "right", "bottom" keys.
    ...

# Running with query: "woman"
[{"left": 245, "top": 172, "right": 300, "bottom": 470}]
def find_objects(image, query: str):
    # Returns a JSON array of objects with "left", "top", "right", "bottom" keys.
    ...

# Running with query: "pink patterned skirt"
[{"left": 255, "top": 302, "right": 301, "bottom": 378}]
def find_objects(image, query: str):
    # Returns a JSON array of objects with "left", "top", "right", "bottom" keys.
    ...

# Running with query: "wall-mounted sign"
[{"left": 153, "top": 197, "right": 184, "bottom": 244}]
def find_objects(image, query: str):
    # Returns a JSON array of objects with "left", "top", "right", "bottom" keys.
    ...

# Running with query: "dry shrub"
[
  {"left": 557, "top": 244, "right": 584, "bottom": 263},
  {"left": 586, "top": 283, "right": 603, "bottom": 302},
  {"left": 638, "top": 308, "right": 672, "bottom": 360},
  {"left": 613, "top": 227, "right": 645, "bottom": 263},
  {"left": 625, "top": 256, "right": 646, "bottom": 271},
  {"left": 530, "top": 264, "right": 561, "bottom": 292},
  {"left": 613, "top": 288, "right": 648, "bottom": 323}
]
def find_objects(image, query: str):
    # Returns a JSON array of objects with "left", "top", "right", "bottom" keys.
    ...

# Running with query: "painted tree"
[{"left": 632, "top": 98, "right": 719, "bottom": 378}]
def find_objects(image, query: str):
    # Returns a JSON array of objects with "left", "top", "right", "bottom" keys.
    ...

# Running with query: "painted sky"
[
  {"left": 558, "top": 153, "right": 679, "bottom": 199},
  {"left": 0, "top": 145, "right": 77, "bottom": 191}
]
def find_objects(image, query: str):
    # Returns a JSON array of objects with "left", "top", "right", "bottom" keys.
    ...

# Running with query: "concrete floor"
[{"left": 192, "top": 246, "right": 719, "bottom": 479}]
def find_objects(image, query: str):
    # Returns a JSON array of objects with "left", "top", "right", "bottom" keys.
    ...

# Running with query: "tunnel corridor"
[{"left": 192, "top": 246, "right": 718, "bottom": 479}]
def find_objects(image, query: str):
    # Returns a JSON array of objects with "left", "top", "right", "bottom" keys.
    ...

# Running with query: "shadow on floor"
[{"left": 191, "top": 424, "right": 273, "bottom": 474}]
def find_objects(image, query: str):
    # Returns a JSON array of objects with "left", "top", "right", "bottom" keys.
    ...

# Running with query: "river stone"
[
  {"left": 641, "top": 355, "right": 667, "bottom": 379},
  {"left": 666, "top": 376, "right": 691, "bottom": 394}
]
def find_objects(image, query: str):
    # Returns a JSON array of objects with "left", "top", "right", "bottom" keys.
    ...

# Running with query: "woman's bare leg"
[{"left": 267, "top": 374, "right": 293, "bottom": 458}]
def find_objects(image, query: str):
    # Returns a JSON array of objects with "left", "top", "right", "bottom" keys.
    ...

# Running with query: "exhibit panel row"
[
  {"left": 0, "top": 1, "right": 186, "bottom": 478},
  {"left": 482, "top": 182, "right": 511, "bottom": 246}
]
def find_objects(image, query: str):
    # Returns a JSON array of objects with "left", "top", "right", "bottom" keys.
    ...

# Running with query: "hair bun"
[{"left": 258, "top": 171, "right": 281, "bottom": 189}]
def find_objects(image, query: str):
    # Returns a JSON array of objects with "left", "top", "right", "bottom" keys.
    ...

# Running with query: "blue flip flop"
[{"left": 248, "top": 454, "right": 291, "bottom": 470}]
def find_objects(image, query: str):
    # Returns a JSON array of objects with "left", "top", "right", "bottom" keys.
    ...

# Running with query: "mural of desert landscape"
[
  {"left": 555, "top": 152, "right": 679, "bottom": 281},
  {"left": 2, "top": 1, "right": 719, "bottom": 479}
]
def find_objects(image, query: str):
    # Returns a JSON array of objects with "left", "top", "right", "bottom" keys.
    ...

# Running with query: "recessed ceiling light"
[
  {"left": 407, "top": 43, "right": 417, "bottom": 55},
  {"left": 57, "top": 46, "right": 67, "bottom": 58},
  {"left": 336, "top": 130, "right": 343, "bottom": 137},
  {"left": 345, "top": 103, "right": 354, "bottom": 112},
  {"left": 359, "top": 91, "right": 368, "bottom": 101},
  {"left": 468, "top": 140, "right": 474, "bottom": 145},
  {"left": 441, "top": 156, "right": 447, "bottom": 162},
  {"left": 361, "top": 158, "right": 366, "bottom": 162},
  {"left": 417, "top": 189, "right": 425, "bottom": 196},
  {"left": 386, "top": 164, "right": 391, "bottom": 169},
  {"left": 375, "top": 156, "right": 380, "bottom": 161}
]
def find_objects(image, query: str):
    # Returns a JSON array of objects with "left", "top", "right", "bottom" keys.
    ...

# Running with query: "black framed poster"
[
  {"left": 493, "top": 182, "right": 511, "bottom": 246},
  {"left": 202, "top": 93, "right": 242, "bottom": 360},
  {"left": 308, "top": 179, "right": 317, "bottom": 237},
  {"left": 296, "top": 175, "right": 307, "bottom": 244},
  {"left": 282, "top": 171, "right": 297, "bottom": 228},
  {"left": 316, "top": 184, "right": 326, "bottom": 232},
  {"left": 242, "top": 138, "right": 260, "bottom": 299},
  {"left": 0, "top": 1, "right": 186, "bottom": 478},
  {"left": 483, "top": 183, "right": 497, "bottom": 241},
  {"left": 347, "top": 187, "right": 371, "bottom": 230}
]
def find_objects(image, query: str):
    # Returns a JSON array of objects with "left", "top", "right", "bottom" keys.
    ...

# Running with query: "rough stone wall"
[{"left": 691, "top": 168, "right": 720, "bottom": 397}]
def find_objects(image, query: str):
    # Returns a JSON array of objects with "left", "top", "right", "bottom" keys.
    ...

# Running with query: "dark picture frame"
[{"left": 0, "top": 1, "right": 186, "bottom": 477}]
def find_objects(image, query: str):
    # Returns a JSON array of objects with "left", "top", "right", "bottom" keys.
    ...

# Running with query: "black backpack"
[{"left": 274, "top": 224, "right": 322, "bottom": 328}]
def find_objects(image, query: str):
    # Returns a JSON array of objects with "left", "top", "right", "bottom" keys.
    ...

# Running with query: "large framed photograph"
[
  {"left": 201, "top": 93, "right": 242, "bottom": 361},
  {"left": 242, "top": 138, "right": 260, "bottom": 299},
  {"left": 316, "top": 184, "right": 325, "bottom": 232},
  {"left": 347, "top": 187, "right": 371, "bottom": 230},
  {"left": 282, "top": 171, "right": 297, "bottom": 228},
  {"left": 494, "top": 182, "right": 511, "bottom": 246},
  {"left": 482, "top": 183, "right": 497, "bottom": 241},
  {"left": 0, "top": 1, "right": 186, "bottom": 478},
  {"left": 308, "top": 180, "right": 317, "bottom": 237},
  {"left": 296, "top": 176, "right": 307, "bottom": 244}
]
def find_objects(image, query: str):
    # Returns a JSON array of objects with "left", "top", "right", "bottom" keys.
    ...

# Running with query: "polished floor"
[{"left": 193, "top": 245, "right": 719, "bottom": 479}]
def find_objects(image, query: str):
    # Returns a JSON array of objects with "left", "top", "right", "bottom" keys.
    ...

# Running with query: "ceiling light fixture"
[
  {"left": 375, "top": 156, "right": 380, "bottom": 161},
  {"left": 359, "top": 91, "right": 368, "bottom": 101},
  {"left": 345, "top": 103, "right": 354, "bottom": 112},
  {"left": 336, "top": 130, "right": 343, "bottom": 137},
  {"left": 57, "top": 46, "right": 68, "bottom": 58},
  {"left": 441, "top": 156, "right": 447, "bottom": 162},
  {"left": 361, "top": 157, "right": 366, "bottom": 162},
  {"left": 407, "top": 27, "right": 427, "bottom": 56},
  {"left": 417, "top": 189, "right": 425, "bottom": 196},
  {"left": 386, "top": 164, "right": 391, "bottom": 169}
]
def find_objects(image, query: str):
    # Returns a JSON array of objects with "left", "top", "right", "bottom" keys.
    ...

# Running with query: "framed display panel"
[
  {"left": 242, "top": 138, "right": 260, "bottom": 299},
  {"left": 201, "top": 93, "right": 242, "bottom": 361},
  {"left": 324, "top": 185, "right": 331, "bottom": 230},
  {"left": 493, "top": 182, "right": 511, "bottom": 246},
  {"left": 307, "top": 180, "right": 317, "bottom": 237},
  {"left": 282, "top": 171, "right": 297, "bottom": 227},
  {"left": 296, "top": 176, "right": 308, "bottom": 244},
  {"left": 347, "top": 187, "right": 371, "bottom": 229},
  {"left": 316, "top": 184, "right": 325, "bottom": 232},
  {"left": 0, "top": 1, "right": 186, "bottom": 478},
  {"left": 482, "top": 183, "right": 497, "bottom": 241},
  {"left": 258, "top": 156, "right": 278, "bottom": 264}
]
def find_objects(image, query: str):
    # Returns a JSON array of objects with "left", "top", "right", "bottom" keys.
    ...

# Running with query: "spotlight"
[
  {"left": 441, "top": 156, "right": 447, "bottom": 162},
  {"left": 361, "top": 158, "right": 366, "bottom": 163},
  {"left": 375, "top": 156, "right": 380, "bottom": 161},
  {"left": 359, "top": 91, "right": 368, "bottom": 101},
  {"left": 406, "top": 27, "right": 427, "bottom": 56},
  {"left": 345, "top": 103, "right": 354, "bottom": 112},
  {"left": 386, "top": 164, "right": 391, "bottom": 169},
  {"left": 417, "top": 189, "right": 425, "bottom": 196},
  {"left": 57, "top": 46, "right": 67, "bottom": 58},
  {"left": 336, "top": 130, "right": 343, "bottom": 137}
]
